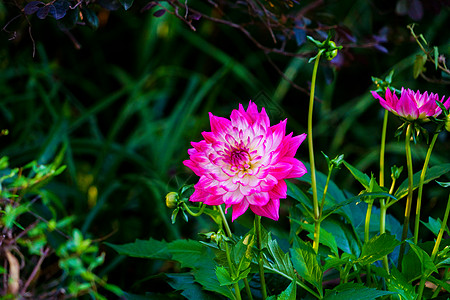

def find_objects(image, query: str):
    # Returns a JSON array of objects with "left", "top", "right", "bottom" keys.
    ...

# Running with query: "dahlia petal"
[
  {"left": 269, "top": 180, "right": 287, "bottom": 199},
  {"left": 231, "top": 199, "right": 250, "bottom": 221},
  {"left": 246, "top": 192, "right": 270, "bottom": 206},
  {"left": 279, "top": 157, "right": 307, "bottom": 178},
  {"left": 270, "top": 161, "right": 293, "bottom": 179},
  {"left": 283, "top": 133, "right": 306, "bottom": 158},
  {"left": 209, "top": 113, "right": 231, "bottom": 136},
  {"left": 204, "top": 195, "right": 224, "bottom": 206},
  {"left": 396, "top": 92, "right": 419, "bottom": 119},
  {"left": 223, "top": 189, "right": 245, "bottom": 204},
  {"left": 250, "top": 198, "right": 280, "bottom": 221}
]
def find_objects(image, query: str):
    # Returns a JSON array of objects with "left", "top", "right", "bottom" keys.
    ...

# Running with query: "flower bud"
[
  {"left": 325, "top": 41, "right": 338, "bottom": 61},
  {"left": 165, "top": 192, "right": 179, "bottom": 209}
]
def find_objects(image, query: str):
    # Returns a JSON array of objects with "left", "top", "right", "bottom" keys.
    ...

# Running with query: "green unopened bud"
[
  {"left": 325, "top": 41, "right": 338, "bottom": 61},
  {"left": 446, "top": 114, "right": 450, "bottom": 132},
  {"left": 165, "top": 192, "right": 179, "bottom": 209}
]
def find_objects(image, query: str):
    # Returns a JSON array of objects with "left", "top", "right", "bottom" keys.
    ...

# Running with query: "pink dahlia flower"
[
  {"left": 183, "top": 101, "right": 307, "bottom": 221},
  {"left": 371, "top": 88, "right": 450, "bottom": 121}
]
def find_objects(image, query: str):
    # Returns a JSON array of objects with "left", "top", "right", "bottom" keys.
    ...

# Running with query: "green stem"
[
  {"left": 417, "top": 193, "right": 450, "bottom": 300},
  {"left": 380, "top": 109, "right": 388, "bottom": 188},
  {"left": 218, "top": 205, "right": 232, "bottom": 237},
  {"left": 255, "top": 215, "right": 267, "bottom": 300},
  {"left": 319, "top": 166, "right": 333, "bottom": 217},
  {"left": 308, "top": 51, "right": 322, "bottom": 253},
  {"left": 182, "top": 202, "right": 206, "bottom": 217},
  {"left": 218, "top": 205, "right": 253, "bottom": 300},
  {"left": 379, "top": 109, "right": 390, "bottom": 274},
  {"left": 414, "top": 132, "right": 439, "bottom": 244},
  {"left": 224, "top": 242, "right": 242, "bottom": 300},
  {"left": 398, "top": 123, "right": 414, "bottom": 269},
  {"left": 365, "top": 200, "right": 373, "bottom": 285},
  {"left": 431, "top": 193, "right": 450, "bottom": 261},
  {"left": 379, "top": 201, "right": 390, "bottom": 273}
]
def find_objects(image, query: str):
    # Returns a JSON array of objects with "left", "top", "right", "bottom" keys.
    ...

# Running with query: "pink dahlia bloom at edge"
[
  {"left": 183, "top": 101, "right": 307, "bottom": 221},
  {"left": 371, "top": 87, "right": 450, "bottom": 121}
]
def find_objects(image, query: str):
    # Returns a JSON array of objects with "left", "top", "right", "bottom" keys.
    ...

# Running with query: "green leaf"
[
  {"left": 413, "top": 54, "right": 427, "bottom": 79},
  {"left": 286, "top": 181, "right": 314, "bottom": 218},
  {"left": 194, "top": 267, "right": 235, "bottom": 299},
  {"left": 105, "top": 238, "right": 170, "bottom": 260},
  {"left": 119, "top": 0, "right": 134, "bottom": 10},
  {"left": 265, "top": 238, "right": 296, "bottom": 278},
  {"left": 407, "top": 242, "right": 438, "bottom": 274},
  {"left": 343, "top": 161, "right": 371, "bottom": 190},
  {"left": 324, "top": 282, "right": 395, "bottom": 300},
  {"left": 291, "top": 220, "right": 339, "bottom": 256},
  {"left": 356, "top": 233, "right": 401, "bottom": 266},
  {"left": 387, "top": 267, "right": 416, "bottom": 300},
  {"left": 394, "top": 164, "right": 450, "bottom": 200},
  {"left": 168, "top": 240, "right": 212, "bottom": 269},
  {"left": 436, "top": 180, "right": 450, "bottom": 188},
  {"left": 166, "top": 273, "right": 217, "bottom": 300},
  {"left": 421, "top": 216, "right": 442, "bottom": 236},
  {"left": 268, "top": 281, "right": 296, "bottom": 300},
  {"left": 215, "top": 266, "right": 235, "bottom": 286},
  {"left": 434, "top": 46, "right": 439, "bottom": 70},
  {"left": 290, "top": 237, "right": 323, "bottom": 293}
]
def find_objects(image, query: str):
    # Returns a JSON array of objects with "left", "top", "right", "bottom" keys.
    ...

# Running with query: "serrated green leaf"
[
  {"left": 215, "top": 266, "right": 235, "bottom": 286},
  {"left": 394, "top": 164, "right": 450, "bottom": 200},
  {"left": 105, "top": 238, "right": 170, "bottom": 260},
  {"left": 290, "top": 237, "right": 323, "bottom": 292},
  {"left": 194, "top": 267, "right": 235, "bottom": 299},
  {"left": 387, "top": 267, "right": 416, "bottom": 300},
  {"left": 324, "top": 282, "right": 395, "bottom": 300},
  {"left": 356, "top": 233, "right": 401, "bottom": 266},
  {"left": 168, "top": 239, "right": 212, "bottom": 269},
  {"left": 274, "top": 281, "right": 296, "bottom": 300}
]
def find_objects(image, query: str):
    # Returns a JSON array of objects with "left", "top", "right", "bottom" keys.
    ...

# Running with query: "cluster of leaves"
[
  {"left": 0, "top": 153, "right": 122, "bottom": 299},
  {"left": 107, "top": 156, "right": 450, "bottom": 299}
]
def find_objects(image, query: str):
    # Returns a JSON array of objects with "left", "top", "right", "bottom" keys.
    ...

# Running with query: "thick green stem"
[
  {"left": 255, "top": 215, "right": 267, "bottom": 299},
  {"left": 308, "top": 52, "right": 322, "bottom": 253},
  {"left": 398, "top": 123, "right": 414, "bottom": 269},
  {"left": 417, "top": 193, "right": 450, "bottom": 300},
  {"left": 414, "top": 132, "right": 439, "bottom": 244}
]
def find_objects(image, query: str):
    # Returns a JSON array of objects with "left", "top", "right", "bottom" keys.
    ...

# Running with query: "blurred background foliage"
[{"left": 1, "top": 0, "right": 449, "bottom": 297}]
